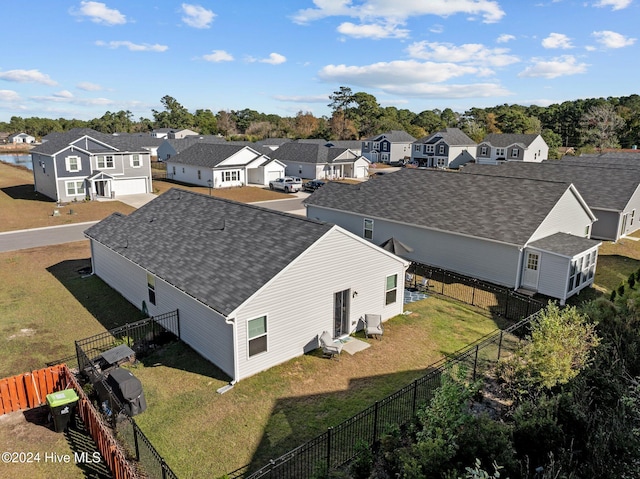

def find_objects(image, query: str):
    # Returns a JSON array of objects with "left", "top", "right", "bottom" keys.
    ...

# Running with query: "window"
[
  {"left": 147, "top": 273, "right": 156, "bottom": 305},
  {"left": 364, "top": 218, "right": 374, "bottom": 240},
  {"left": 385, "top": 274, "right": 398, "bottom": 305},
  {"left": 585, "top": 225, "right": 590, "bottom": 237},
  {"left": 480, "top": 146, "right": 487, "bottom": 156},
  {"left": 426, "top": 145, "right": 434, "bottom": 154},
  {"left": 198, "top": 170, "right": 202, "bottom": 180},
  {"left": 131, "top": 154, "right": 141, "bottom": 167},
  {"left": 527, "top": 253, "right": 538, "bottom": 270},
  {"left": 65, "top": 180, "right": 85, "bottom": 196},
  {"left": 172, "top": 166, "right": 176, "bottom": 175},
  {"left": 632, "top": 210, "right": 636, "bottom": 226},
  {"left": 437, "top": 158, "right": 447, "bottom": 167},
  {"left": 222, "top": 170, "right": 240, "bottom": 182},
  {"left": 438, "top": 144, "right": 445, "bottom": 154},
  {"left": 248, "top": 315, "right": 267, "bottom": 357},
  {"left": 97, "top": 155, "right": 114, "bottom": 169},
  {"left": 496, "top": 148, "right": 505, "bottom": 156},
  {"left": 414, "top": 145, "right": 420, "bottom": 151},
  {"left": 511, "top": 149, "right": 519, "bottom": 158},
  {"left": 66, "top": 155, "right": 81, "bottom": 172}
]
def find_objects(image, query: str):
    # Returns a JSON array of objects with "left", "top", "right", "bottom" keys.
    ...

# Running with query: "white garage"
[{"left": 113, "top": 178, "right": 148, "bottom": 195}]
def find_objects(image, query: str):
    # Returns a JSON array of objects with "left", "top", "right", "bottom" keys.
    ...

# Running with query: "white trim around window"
[
  {"left": 247, "top": 315, "right": 268, "bottom": 357},
  {"left": 97, "top": 155, "right": 115, "bottom": 169},
  {"left": 222, "top": 170, "right": 241, "bottom": 182},
  {"left": 65, "top": 155, "right": 81, "bottom": 172},
  {"left": 385, "top": 274, "right": 398, "bottom": 305},
  {"left": 364, "top": 218, "right": 374, "bottom": 240},
  {"left": 65, "top": 180, "right": 86, "bottom": 197},
  {"left": 130, "top": 154, "right": 141, "bottom": 168}
]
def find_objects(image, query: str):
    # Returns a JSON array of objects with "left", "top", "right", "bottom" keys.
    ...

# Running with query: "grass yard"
[
  {"left": 127, "top": 298, "right": 504, "bottom": 478},
  {"left": 593, "top": 233, "right": 640, "bottom": 294},
  {"left": 152, "top": 177, "right": 292, "bottom": 202}
]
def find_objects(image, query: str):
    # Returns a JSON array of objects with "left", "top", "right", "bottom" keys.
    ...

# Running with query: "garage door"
[
  {"left": 113, "top": 178, "right": 147, "bottom": 195},
  {"left": 267, "top": 170, "right": 282, "bottom": 181}
]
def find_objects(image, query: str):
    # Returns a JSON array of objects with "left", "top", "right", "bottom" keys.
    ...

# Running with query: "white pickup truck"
[{"left": 268, "top": 177, "right": 303, "bottom": 193}]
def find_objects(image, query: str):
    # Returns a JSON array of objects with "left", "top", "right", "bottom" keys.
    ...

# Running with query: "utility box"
[{"left": 46, "top": 389, "right": 79, "bottom": 432}]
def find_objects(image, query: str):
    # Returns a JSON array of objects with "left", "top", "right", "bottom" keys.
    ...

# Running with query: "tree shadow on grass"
[{"left": 1, "top": 184, "right": 55, "bottom": 202}]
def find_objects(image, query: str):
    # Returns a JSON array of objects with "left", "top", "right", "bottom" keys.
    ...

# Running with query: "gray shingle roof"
[
  {"left": 166, "top": 143, "right": 260, "bottom": 168},
  {"left": 461, "top": 162, "right": 640, "bottom": 211},
  {"left": 527, "top": 232, "right": 601, "bottom": 258},
  {"left": 85, "top": 189, "right": 333, "bottom": 316},
  {"left": 271, "top": 142, "right": 358, "bottom": 165},
  {"left": 365, "top": 130, "right": 416, "bottom": 142},
  {"left": 416, "top": 128, "right": 476, "bottom": 146},
  {"left": 305, "top": 168, "right": 573, "bottom": 246},
  {"left": 480, "top": 133, "right": 540, "bottom": 148},
  {"left": 32, "top": 128, "right": 149, "bottom": 155}
]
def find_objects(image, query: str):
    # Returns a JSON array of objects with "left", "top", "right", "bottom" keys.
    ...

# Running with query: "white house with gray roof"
[
  {"left": 31, "top": 128, "right": 152, "bottom": 202},
  {"left": 166, "top": 143, "right": 285, "bottom": 188},
  {"left": 463, "top": 161, "right": 640, "bottom": 241},
  {"left": 305, "top": 168, "right": 601, "bottom": 304},
  {"left": 85, "top": 189, "right": 408, "bottom": 382},
  {"left": 410, "top": 128, "right": 477, "bottom": 168},
  {"left": 361, "top": 130, "right": 416, "bottom": 164},
  {"left": 271, "top": 141, "right": 370, "bottom": 179},
  {"left": 476, "top": 134, "right": 548, "bottom": 165}
]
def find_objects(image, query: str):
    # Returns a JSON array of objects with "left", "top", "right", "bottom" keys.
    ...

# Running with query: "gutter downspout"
[{"left": 515, "top": 246, "right": 525, "bottom": 290}]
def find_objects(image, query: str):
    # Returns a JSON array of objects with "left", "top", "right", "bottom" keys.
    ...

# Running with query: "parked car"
[
  {"left": 269, "top": 177, "right": 302, "bottom": 193},
  {"left": 302, "top": 179, "right": 326, "bottom": 192}
]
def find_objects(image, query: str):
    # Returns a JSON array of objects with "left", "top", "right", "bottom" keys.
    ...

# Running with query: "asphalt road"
[{"left": 0, "top": 195, "right": 308, "bottom": 253}]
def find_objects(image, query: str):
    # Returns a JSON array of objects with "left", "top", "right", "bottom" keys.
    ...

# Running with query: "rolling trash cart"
[{"left": 46, "top": 389, "right": 79, "bottom": 432}]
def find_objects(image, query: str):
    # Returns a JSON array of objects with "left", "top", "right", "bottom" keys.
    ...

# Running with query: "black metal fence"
[
  {"left": 407, "top": 262, "right": 545, "bottom": 320},
  {"left": 75, "top": 310, "right": 180, "bottom": 372},
  {"left": 74, "top": 310, "right": 180, "bottom": 479},
  {"left": 231, "top": 309, "right": 541, "bottom": 479}
]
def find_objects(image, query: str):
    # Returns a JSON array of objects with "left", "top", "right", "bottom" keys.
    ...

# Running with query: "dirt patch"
[{"left": 7, "top": 328, "right": 36, "bottom": 340}]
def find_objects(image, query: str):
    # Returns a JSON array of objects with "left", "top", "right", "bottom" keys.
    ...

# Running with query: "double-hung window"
[
  {"left": 364, "top": 218, "right": 374, "bottom": 240},
  {"left": 66, "top": 155, "right": 81, "bottom": 172},
  {"left": 385, "top": 274, "right": 398, "bottom": 305},
  {"left": 248, "top": 315, "right": 267, "bottom": 357},
  {"left": 131, "top": 154, "right": 141, "bottom": 167},
  {"left": 222, "top": 170, "right": 240, "bottom": 182},
  {"left": 147, "top": 273, "right": 156, "bottom": 305},
  {"left": 511, "top": 149, "right": 519, "bottom": 158},
  {"left": 65, "top": 180, "right": 85, "bottom": 196},
  {"left": 97, "top": 155, "right": 114, "bottom": 169}
]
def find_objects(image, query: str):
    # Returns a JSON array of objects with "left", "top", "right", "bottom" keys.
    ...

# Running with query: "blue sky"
[{"left": 0, "top": 0, "right": 637, "bottom": 123}]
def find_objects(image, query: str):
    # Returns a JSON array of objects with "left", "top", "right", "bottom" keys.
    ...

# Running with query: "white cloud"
[
  {"left": 202, "top": 50, "right": 234, "bottom": 62},
  {"left": 337, "top": 21, "right": 409, "bottom": 39},
  {"left": 497, "top": 34, "right": 515, "bottom": 43},
  {"left": 293, "top": 0, "right": 505, "bottom": 25},
  {"left": 381, "top": 82, "right": 511, "bottom": 99},
  {"left": 0, "top": 69, "right": 57, "bottom": 86},
  {"left": 594, "top": 0, "right": 632, "bottom": 10},
  {"left": 247, "top": 53, "right": 287, "bottom": 65},
  {"left": 181, "top": 3, "right": 216, "bottom": 29},
  {"left": 518, "top": 55, "right": 588, "bottom": 79},
  {"left": 53, "top": 90, "right": 74, "bottom": 99},
  {"left": 542, "top": 33, "right": 574, "bottom": 49},
  {"left": 0, "top": 90, "right": 20, "bottom": 102},
  {"left": 407, "top": 41, "right": 519, "bottom": 67},
  {"left": 592, "top": 30, "right": 636, "bottom": 48},
  {"left": 31, "top": 93, "right": 114, "bottom": 106},
  {"left": 273, "top": 94, "right": 329, "bottom": 103},
  {"left": 71, "top": 1, "right": 126, "bottom": 25},
  {"left": 95, "top": 40, "right": 168, "bottom": 52},
  {"left": 77, "top": 82, "right": 103, "bottom": 91}
]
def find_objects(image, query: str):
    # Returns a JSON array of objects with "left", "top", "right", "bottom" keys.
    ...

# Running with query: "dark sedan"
[{"left": 302, "top": 179, "right": 326, "bottom": 192}]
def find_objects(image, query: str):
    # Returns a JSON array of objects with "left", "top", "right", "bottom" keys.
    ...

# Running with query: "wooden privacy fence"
[
  {"left": 0, "top": 364, "right": 137, "bottom": 479},
  {"left": 0, "top": 364, "right": 66, "bottom": 414}
]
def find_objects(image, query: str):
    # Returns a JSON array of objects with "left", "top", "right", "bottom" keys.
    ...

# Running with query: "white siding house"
[
  {"left": 305, "top": 168, "right": 601, "bottom": 304},
  {"left": 475, "top": 134, "right": 548, "bottom": 165},
  {"left": 85, "top": 189, "right": 408, "bottom": 382}
]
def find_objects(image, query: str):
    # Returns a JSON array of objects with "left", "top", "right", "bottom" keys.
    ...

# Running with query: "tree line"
[{"left": 3, "top": 90, "right": 639, "bottom": 156}]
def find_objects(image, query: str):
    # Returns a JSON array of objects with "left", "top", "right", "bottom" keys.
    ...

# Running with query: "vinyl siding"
[
  {"left": 307, "top": 206, "right": 520, "bottom": 288},
  {"left": 90, "top": 241, "right": 235, "bottom": 378},
  {"left": 530, "top": 188, "right": 592, "bottom": 242},
  {"left": 590, "top": 209, "right": 620, "bottom": 241},
  {"left": 32, "top": 153, "right": 58, "bottom": 201},
  {"left": 622, "top": 184, "right": 640, "bottom": 237},
  {"left": 233, "top": 227, "right": 407, "bottom": 380},
  {"left": 534, "top": 250, "right": 570, "bottom": 300}
]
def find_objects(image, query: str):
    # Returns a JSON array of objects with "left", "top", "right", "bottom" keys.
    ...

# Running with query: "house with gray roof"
[
  {"left": 31, "top": 128, "right": 152, "bottom": 202},
  {"left": 410, "top": 128, "right": 477, "bottom": 168},
  {"left": 462, "top": 161, "right": 640, "bottom": 241},
  {"left": 156, "top": 136, "right": 227, "bottom": 161},
  {"left": 85, "top": 189, "right": 408, "bottom": 381},
  {"left": 305, "top": 168, "right": 600, "bottom": 304},
  {"left": 9, "top": 132, "right": 36, "bottom": 144},
  {"left": 271, "top": 141, "right": 370, "bottom": 179},
  {"left": 165, "top": 143, "right": 285, "bottom": 188},
  {"left": 361, "top": 130, "right": 416, "bottom": 164},
  {"left": 476, "top": 133, "right": 548, "bottom": 165}
]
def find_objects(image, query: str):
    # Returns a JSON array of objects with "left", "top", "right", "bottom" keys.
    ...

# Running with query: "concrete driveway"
[{"left": 116, "top": 193, "right": 157, "bottom": 208}]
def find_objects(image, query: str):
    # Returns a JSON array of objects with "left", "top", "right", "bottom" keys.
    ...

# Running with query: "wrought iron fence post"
[
  {"left": 504, "top": 293, "right": 510, "bottom": 319},
  {"left": 161, "top": 458, "right": 168, "bottom": 479},
  {"left": 133, "top": 421, "right": 140, "bottom": 461},
  {"left": 411, "top": 379, "right": 418, "bottom": 415},
  {"left": 471, "top": 281, "right": 476, "bottom": 306},
  {"left": 326, "top": 427, "right": 333, "bottom": 473},
  {"left": 126, "top": 323, "right": 131, "bottom": 346},
  {"left": 497, "top": 331, "right": 504, "bottom": 360},
  {"left": 176, "top": 309, "right": 181, "bottom": 339},
  {"left": 373, "top": 400, "right": 380, "bottom": 443},
  {"left": 473, "top": 345, "right": 479, "bottom": 381}
]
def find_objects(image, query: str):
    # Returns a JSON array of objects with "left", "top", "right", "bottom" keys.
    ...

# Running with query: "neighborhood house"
[
  {"left": 305, "top": 168, "right": 601, "bottom": 304},
  {"left": 85, "top": 189, "right": 408, "bottom": 382}
]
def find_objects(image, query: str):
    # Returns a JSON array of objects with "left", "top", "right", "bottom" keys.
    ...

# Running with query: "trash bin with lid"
[{"left": 46, "top": 389, "right": 79, "bottom": 432}]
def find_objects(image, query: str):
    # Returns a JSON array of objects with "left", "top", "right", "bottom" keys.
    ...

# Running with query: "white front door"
[{"left": 522, "top": 252, "right": 540, "bottom": 289}]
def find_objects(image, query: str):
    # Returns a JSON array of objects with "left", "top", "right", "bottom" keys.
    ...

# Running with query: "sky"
[{"left": 0, "top": 0, "right": 638, "bottom": 123}]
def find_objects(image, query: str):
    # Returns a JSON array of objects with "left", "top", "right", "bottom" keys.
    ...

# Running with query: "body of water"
[{"left": 0, "top": 154, "right": 32, "bottom": 170}]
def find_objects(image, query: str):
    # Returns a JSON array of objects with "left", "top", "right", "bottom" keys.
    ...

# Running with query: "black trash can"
[{"left": 46, "top": 389, "right": 79, "bottom": 432}]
